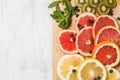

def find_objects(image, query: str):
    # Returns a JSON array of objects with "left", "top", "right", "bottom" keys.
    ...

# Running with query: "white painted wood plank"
[{"left": 0, "top": 0, "right": 52, "bottom": 80}]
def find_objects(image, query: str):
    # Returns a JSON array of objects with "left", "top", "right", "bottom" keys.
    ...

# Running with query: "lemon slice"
[
  {"left": 66, "top": 67, "right": 78, "bottom": 80},
  {"left": 77, "top": 59, "right": 107, "bottom": 80},
  {"left": 107, "top": 68, "right": 120, "bottom": 80},
  {"left": 57, "top": 54, "right": 84, "bottom": 80}
]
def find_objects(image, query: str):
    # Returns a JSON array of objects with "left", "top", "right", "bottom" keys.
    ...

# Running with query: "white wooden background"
[{"left": 0, "top": 0, "right": 52, "bottom": 80}]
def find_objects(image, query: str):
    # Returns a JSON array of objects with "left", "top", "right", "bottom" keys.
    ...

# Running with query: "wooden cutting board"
[{"left": 52, "top": 0, "right": 120, "bottom": 80}]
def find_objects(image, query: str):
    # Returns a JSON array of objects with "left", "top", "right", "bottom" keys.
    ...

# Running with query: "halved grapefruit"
[
  {"left": 58, "top": 30, "right": 78, "bottom": 54},
  {"left": 92, "top": 15, "right": 118, "bottom": 39},
  {"left": 92, "top": 41, "right": 120, "bottom": 67},
  {"left": 95, "top": 26, "right": 120, "bottom": 46},
  {"left": 76, "top": 27, "right": 94, "bottom": 56},
  {"left": 76, "top": 12, "right": 96, "bottom": 32}
]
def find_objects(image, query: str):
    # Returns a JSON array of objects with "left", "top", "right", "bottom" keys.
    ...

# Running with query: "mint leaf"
[{"left": 48, "top": 1, "right": 61, "bottom": 8}]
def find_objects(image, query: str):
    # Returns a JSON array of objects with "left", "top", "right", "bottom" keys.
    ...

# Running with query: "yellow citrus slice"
[
  {"left": 106, "top": 68, "right": 120, "bottom": 80},
  {"left": 57, "top": 54, "right": 84, "bottom": 80},
  {"left": 92, "top": 41, "right": 120, "bottom": 67},
  {"left": 77, "top": 59, "right": 107, "bottom": 80},
  {"left": 66, "top": 67, "right": 78, "bottom": 80}
]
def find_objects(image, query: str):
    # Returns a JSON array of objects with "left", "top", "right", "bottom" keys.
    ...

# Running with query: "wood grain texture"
[
  {"left": 53, "top": 0, "right": 120, "bottom": 80},
  {"left": 0, "top": 0, "right": 52, "bottom": 80}
]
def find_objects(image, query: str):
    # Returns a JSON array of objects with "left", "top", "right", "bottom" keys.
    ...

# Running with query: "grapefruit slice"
[
  {"left": 92, "top": 41, "right": 120, "bottom": 67},
  {"left": 57, "top": 54, "right": 84, "bottom": 80},
  {"left": 58, "top": 30, "right": 78, "bottom": 54},
  {"left": 92, "top": 15, "right": 118, "bottom": 39},
  {"left": 76, "top": 27, "right": 94, "bottom": 56},
  {"left": 77, "top": 59, "right": 107, "bottom": 80},
  {"left": 95, "top": 26, "right": 120, "bottom": 46},
  {"left": 106, "top": 68, "right": 120, "bottom": 80},
  {"left": 76, "top": 12, "right": 96, "bottom": 32}
]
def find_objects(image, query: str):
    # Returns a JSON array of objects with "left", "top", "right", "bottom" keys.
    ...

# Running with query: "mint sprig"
[{"left": 48, "top": 0, "right": 76, "bottom": 29}]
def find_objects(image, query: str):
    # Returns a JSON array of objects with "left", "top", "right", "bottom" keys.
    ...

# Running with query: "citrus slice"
[
  {"left": 76, "top": 12, "right": 96, "bottom": 32},
  {"left": 92, "top": 15, "right": 118, "bottom": 39},
  {"left": 58, "top": 30, "right": 78, "bottom": 54},
  {"left": 76, "top": 27, "right": 94, "bottom": 56},
  {"left": 106, "top": 68, "right": 120, "bottom": 80},
  {"left": 95, "top": 26, "right": 120, "bottom": 46},
  {"left": 57, "top": 54, "right": 84, "bottom": 80},
  {"left": 66, "top": 67, "right": 78, "bottom": 80},
  {"left": 77, "top": 59, "right": 107, "bottom": 80},
  {"left": 92, "top": 41, "right": 120, "bottom": 67}
]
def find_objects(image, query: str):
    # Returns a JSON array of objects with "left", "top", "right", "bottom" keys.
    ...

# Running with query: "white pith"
[
  {"left": 58, "top": 30, "right": 78, "bottom": 54},
  {"left": 76, "top": 27, "right": 92, "bottom": 56},
  {"left": 77, "top": 59, "right": 107, "bottom": 80},
  {"left": 92, "top": 15, "right": 119, "bottom": 39},
  {"left": 93, "top": 42, "right": 120, "bottom": 67},
  {"left": 102, "top": 6, "right": 106, "bottom": 11},
  {"left": 95, "top": 26, "right": 120, "bottom": 45},
  {"left": 76, "top": 12, "right": 96, "bottom": 33},
  {"left": 57, "top": 54, "right": 84, "bottom": 80},
  {"left": 87, "top": 7, "right": 91, "bottom": 12},
  {"left": 79, "top": 0, "right": 84, "bottom": 3}
]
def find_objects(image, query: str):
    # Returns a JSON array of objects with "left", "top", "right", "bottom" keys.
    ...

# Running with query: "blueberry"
[
  {"left": 76, "top": 8, "right": 80, "bottom": 12},
  {"left": 93, "top": 78, "right": 97, "bottom": 80},
  {"left": 108, "top": 12, "right": 113, "bottom": 16},
  {"left": 109, "top": 69, "right": 113, "bottom": 73},
  {"left": 88, "top": 19, "right": 94, "bottom": 23},
  {"left": 72, "top": 38, "right": 76, "bottom": 42},
  {"left": 72, "top": 69, "right": 76, "bottom": 73},
  {"left": 117, "top": 17, "right": 120, "bottom": 21},
  {"left": 97, "top": 76, "right": 101, "bottom": 80},
  {"left": 89, "top": 50, "right": 92, "bottom": 54},
  {"left": 76, "top": 14, "right": 79, "bottom": 17},
  {"left": 73, "top": 6, "right": 78, "bottom": 11},
  {"left": 61, "top": 11, "right": 64, "bottom": 15},
  {"left": 69, "top": 33, "right": 73, "bottom": 37},
  {"left": 77, "top": 24, "right": 83, "bottom": 29}
]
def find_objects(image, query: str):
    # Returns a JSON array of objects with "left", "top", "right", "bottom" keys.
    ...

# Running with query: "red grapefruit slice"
[
  {"left": 76, "top": 27, "right": 94, "bottom": 56},
  {"left": 95, "top": 26, "right": 120, "bottom": 46},
  {"left": 58, "top": 30, "right": 78, "bottom": 54},
  {"left": 92, "top": 15, "right": 118, "bottom": 39},
  {"left": 76, "top": 12, "right": 96, "bottom": 32},
  {"left": 92, "top": 41, "right": 120, "bottom": 67}
]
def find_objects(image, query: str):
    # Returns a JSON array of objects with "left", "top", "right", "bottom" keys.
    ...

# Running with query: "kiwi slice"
[
  {"left": 97, "top": 2, "right": 110, "bottom": 15},
  {"left": 82, "top": 3, "right": 96, "bottom": 14},
  {"left": 89, "top": 0, "right": 102, "bottom": 8},
  {"left": 103, "top": 0, "right": 117, "bottom": 8},
  {"left": 76, "top": 0, "right": 88, "bottom": 8}
]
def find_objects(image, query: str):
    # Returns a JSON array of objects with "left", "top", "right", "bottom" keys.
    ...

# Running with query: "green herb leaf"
[{"left": 48, "top": 1, "right": 61, "bottom": 8}]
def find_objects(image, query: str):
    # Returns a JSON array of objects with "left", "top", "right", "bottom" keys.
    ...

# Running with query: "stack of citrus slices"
[{"left": 57, "top": 12, "right": 120, "bottom": 80}]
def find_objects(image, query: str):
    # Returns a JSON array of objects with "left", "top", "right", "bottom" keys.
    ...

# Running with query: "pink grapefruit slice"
[
  {"left": 92, "top": 15, "right": 118, "bottom": 39},
  {"left": 92, "top": 41, "right": 120, "bottom": 67},
  {"left": 58, "top": 30, "right": 78, "bottom": 54},
  {"left": 76, "top": 27, "right": 94, "bottom": 56},
  {"left": 95, "top": 26, "right": 120, "bottom": 46},
  {"left": 76, "top": 12, "right": 96, "bottom": 32}
]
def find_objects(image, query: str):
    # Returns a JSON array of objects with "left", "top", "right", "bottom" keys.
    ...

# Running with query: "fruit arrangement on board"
[{"left": 48, "top": 0, "right": 120, "bottom": 80}]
